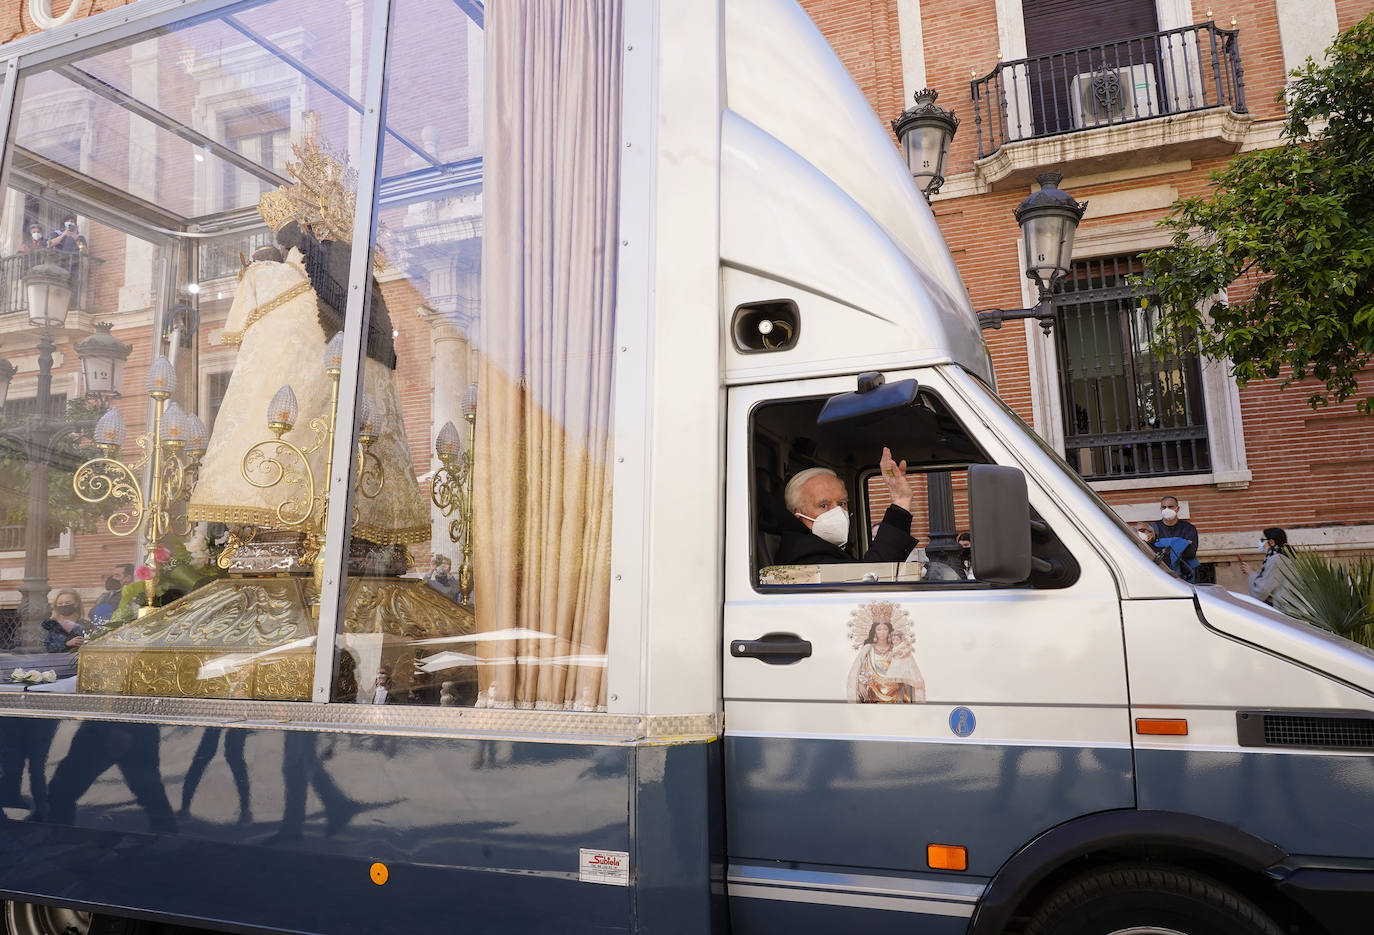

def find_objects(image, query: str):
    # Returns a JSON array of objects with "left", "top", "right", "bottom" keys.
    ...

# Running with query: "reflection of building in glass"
[{"left": 0, "top": 1, "right": 499, "bottom": 701}]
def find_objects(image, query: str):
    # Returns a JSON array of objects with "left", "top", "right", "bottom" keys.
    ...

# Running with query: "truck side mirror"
[{"left": 968, "top": 464, "right": 1032, "bottom": 584}]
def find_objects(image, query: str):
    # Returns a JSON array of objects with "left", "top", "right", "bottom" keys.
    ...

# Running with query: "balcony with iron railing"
[
  {"left": 0, "top": 247, "right": 102, "bottom": 320},
  {"left": 969, "top": 21, "right": 1250, "bottom": 189}
]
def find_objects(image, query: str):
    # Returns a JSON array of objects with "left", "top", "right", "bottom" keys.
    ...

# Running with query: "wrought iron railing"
[
  {"left": 971, "top": 21, "right": 1247, "bottom": 159},
  {"left": 1055, "top": 254, "right": 1210, "bottom": 481},
  {"left": 0, "top": 247, "right": 102, "bottom": 318},
  {"left": 198, "top": 228, "right": 275, "bottom": 282},
  {"left": 0, "top": 523, "right": 61, "bottom": 552}
]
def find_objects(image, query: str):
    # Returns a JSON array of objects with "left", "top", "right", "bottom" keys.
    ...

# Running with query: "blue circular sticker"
[{"left": 949, "top": 706, "right": 976, "bottom": 738}]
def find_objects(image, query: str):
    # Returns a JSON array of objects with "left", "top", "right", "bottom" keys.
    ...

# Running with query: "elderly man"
[{"left": 775, "top": 447, "right": 917, "bottom": 564}]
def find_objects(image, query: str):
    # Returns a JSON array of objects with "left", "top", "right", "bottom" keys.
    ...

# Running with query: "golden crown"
[{"left": 257, "top": 135, "right": 359, "bottom": 244}]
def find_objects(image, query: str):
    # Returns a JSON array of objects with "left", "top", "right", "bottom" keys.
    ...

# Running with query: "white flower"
[
  {"left": 186, "top": 522, "right": 211, "bottom": 565},
  {"left": 9, "top": 668, "right": 27, "bottom": 681},
  {"left": 41, "top": 670, "right": 56, "bottom": 683}
]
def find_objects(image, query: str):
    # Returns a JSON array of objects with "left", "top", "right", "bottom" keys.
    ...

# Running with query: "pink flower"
[
  {"left": 152, "top": 547, "right": 171, "bottom": 563},
  {"left": 134, "top": 564, "right": 154, "bottom": 581}
]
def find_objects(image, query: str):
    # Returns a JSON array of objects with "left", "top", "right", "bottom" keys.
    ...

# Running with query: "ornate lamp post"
[
  {"left": 891, "top": 89, "right": 960, "bottom": 201},
  {"left": 977, "top": 171, "right": 1088, "bottom": 334},
  {"left": 0, "top": 265, "right": 127, "bottom": 650},
  {"left": 431, "top": 382, "right": 478, "bottom": 605}
]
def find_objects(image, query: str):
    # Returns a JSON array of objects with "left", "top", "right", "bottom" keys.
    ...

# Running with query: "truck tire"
[
  {"left": 1, "top": 900, "right": 146, "bottom": 935},
  {"left": 1023, "top": 864, "right": 1283, "bottom": 935}
]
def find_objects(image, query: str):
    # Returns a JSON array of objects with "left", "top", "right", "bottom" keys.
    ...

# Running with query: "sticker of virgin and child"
[{"left": 845, "top": 601, "right": 926, "bottom": 704}]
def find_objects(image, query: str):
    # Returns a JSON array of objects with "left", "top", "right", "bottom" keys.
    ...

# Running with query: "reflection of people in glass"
[
  {"left": 840, "top": 605, "right": 928, "bottom": 701},
  {"left": 179, "top": 728, "right": 251, "bottom": 824},
  {"left": 423, "top": 554, "right": 461, "bottom": 602},
  {"left": 41, "top": 589, "right": 87, "bottom": 652},
  {"left": 273, "top": 732, "right": 367, "bottom": 840},
  {"left": 0, "top": 717, "right": 58, "bottom": 820},
  {"left": 47, "top": 722, "right": 178, "bottom": 833}
]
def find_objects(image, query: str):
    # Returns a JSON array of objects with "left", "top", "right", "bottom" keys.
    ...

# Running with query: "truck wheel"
[
  {"left": 2, "top": 900, "right": 145, "bottom": 935},
  {"left": 1023, "top": 864, "right": 1283, "bottom": 935}
]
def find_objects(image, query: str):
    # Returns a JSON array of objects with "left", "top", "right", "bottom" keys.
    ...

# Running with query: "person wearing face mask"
[
  {"left": 775, "top": 448, "right": 917, "bottom": 565},
  {"left": 1238, "top": 527, "right": 1295, "bottom": 607},
  {"left": 41, "top": 589, "right": 88, "bottom": 653},
  {"left": 46, "top": 214, "right": 87, "bottom": 253},
  {"left": 20, "top": 221, "right": 46, "bottom": 255},
  {"left": 1148, "top": 494, "right": 1199, "bottom": 581}
]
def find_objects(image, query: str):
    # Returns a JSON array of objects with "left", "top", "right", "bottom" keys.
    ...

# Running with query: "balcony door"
[{"left": 1022, "top": 0, "right": 1160, "bottom": 135}]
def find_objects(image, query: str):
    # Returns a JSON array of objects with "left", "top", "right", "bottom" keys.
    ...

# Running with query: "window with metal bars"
[{"left": 1054, "top": 254, "right": 1210, "bottom": 480}]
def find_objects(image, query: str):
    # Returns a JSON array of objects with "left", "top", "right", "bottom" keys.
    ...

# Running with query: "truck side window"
[{"left": 752, "top": 390, "right": 1079, "bottom": 590}]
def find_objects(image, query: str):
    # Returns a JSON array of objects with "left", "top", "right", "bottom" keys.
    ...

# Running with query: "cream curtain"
[{"left": 474, "top": 0, "right": 622, "bottom": 711}]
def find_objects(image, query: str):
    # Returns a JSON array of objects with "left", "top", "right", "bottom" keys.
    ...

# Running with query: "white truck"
[{"left": 0, "top": 1, "right": 1370, "bottom": 934}]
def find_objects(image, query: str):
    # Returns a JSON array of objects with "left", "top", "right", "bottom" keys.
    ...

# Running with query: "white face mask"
[
  {"left": 1137, "top": 531, "right": 1151, "bottom": 542},
  {"left": 1161, "top": 507, "right": 1178, "bottom": 521},
  {"left": 799, "top": 506, "right": 850, "bottom": 548},
  {"left": 1258, "top": 540, "right": 1270, "bottom": 553}
]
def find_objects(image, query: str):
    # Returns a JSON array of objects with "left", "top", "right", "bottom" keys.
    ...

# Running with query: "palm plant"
[{"left": 1275, "top": 548, "right": 1374, "bottom": 649}]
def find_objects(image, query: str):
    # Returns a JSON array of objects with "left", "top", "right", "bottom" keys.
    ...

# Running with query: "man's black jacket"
[{"left": 774, "top": 504, "right": 918, "bottom": 565}]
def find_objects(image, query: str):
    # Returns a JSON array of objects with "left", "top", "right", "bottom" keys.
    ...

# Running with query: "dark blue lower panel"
[
  {"left": 0, "top": 824, "right": 629, "bottom": 935},
  {"left": 634, "top": 739, "right": 727, "bottom": 934},
  {"left": 724, "top": 735, "right": 1134, "bottom": 877},
  {"left": 1136, "top": 747, "right": 1374, "bottom": 859},
  {"left": 0, "top": 716, "right": 716, "bottom": 934},
  {"left": 726, "top": 895, "right": 968, "bottom": 935}
]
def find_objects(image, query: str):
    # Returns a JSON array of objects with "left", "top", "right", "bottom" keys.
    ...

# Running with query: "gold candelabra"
[
  {"left": 235, "top": 332, "right": 385, "bottom": 591},
  {"left": 431, "top": 382, "right": 476, "bottom": 603},
  {"left": 73, "top": 355, "right": 209, "bottom": 613}
]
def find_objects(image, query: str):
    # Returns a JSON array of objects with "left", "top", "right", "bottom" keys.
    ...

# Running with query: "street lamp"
[
  {"left": 977, "top": 171, "right": 1088, "bottom": 334},
  {"left": 77, "top": 321, "right": 133, "bottom": 403},
  {"left": 25, "top": 263, "right": 74, "bottom": 330},
  {"left": 891, "top": 88, "right": 960, "bottom": 201},
  {"left": 4, "top": 266, "right": 127, "bottom": 650}
]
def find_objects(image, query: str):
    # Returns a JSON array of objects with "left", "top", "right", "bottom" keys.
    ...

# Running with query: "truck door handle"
[{"left": 730, "top": 633, "right": 812, "bottom": 664}]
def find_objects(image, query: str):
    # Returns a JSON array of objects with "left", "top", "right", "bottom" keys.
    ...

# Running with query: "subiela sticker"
[
  {"left": 579, "top": 847, "right": 630, "bottom": 886},
  {"left": 845, "top": 601, "right": 926, "bottom": 704}
]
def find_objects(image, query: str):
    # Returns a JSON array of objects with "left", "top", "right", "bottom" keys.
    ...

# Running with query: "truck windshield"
[{"left": 969, "top": 378, "right": 1163, "bottom": 566}]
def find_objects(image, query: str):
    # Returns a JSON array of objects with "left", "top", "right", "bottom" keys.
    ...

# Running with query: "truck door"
[{"left": 721, "top": 369, "right": 1134, "bottom": 935}]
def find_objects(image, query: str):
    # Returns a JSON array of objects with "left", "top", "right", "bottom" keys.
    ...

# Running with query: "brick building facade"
[{"left": 803, "top": 0, "right": 1374, "bottom": 588}]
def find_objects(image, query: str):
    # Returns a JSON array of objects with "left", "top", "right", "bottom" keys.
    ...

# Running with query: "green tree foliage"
[
  {"left": 1139, "top": 14, "right": 1374, "bottom": 410},
  {"left": 0, "top": 395, "right": 105, "bottom": 532}
]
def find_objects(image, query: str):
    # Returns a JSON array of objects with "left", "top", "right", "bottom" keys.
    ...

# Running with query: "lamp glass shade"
[
  {"left": 358, "top": 394, "right": 378, "bottom": 434},
  {"left": 162, "top": 402, "right": 189, "bottom": 444},
  {"left": 186, "top": 412, "right": 209, "bottom": 454},
  {"left": 435, "top": 421, "right": 461, "bottom": 459},
  {"left": 901, "top": 121, "right": 951, "bottom": 194},
  {"left": 94, "top": 407, "right": 127, "bottom": 449},
  {"left": 267, "top": 385, "right": 299, "bottom": 430},
  {"left": 1020, "top": 210, "right": 1076, "bottom": 290},
  {"left": 25, "top": 264, "right": 74, "bottom": 330},
  {"left": 146, "top": 355, "right": 177, "bottom": 397},
  {"left": 324, "top": 332, "right": 345, "bottom": 373},
  {"left": 0, "top": 358, "right": 14, "bottom": 409},
  {"left": 460, "top": 382, "right": 478, "bottom": 420}
]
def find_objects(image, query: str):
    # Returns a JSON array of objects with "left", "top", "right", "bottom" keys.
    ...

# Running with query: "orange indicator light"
[
  {"left": 370, "top": 862, "right": 389, "bottom": 885},
  {"left": 1135, "top": 718, "right": 1189, "bottom": 736},
  {"left": 927, "top": 844, "right": 968, "bottom": 871}
]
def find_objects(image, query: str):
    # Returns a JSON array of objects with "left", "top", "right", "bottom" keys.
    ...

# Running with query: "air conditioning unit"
[{"left": 1069, "top": 63, "right": 1158, "bottom": 129}]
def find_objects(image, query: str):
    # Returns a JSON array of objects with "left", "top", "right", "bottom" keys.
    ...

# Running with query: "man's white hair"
[{"left": 784, "top": 467, "right": 839, "bottom": 514}]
